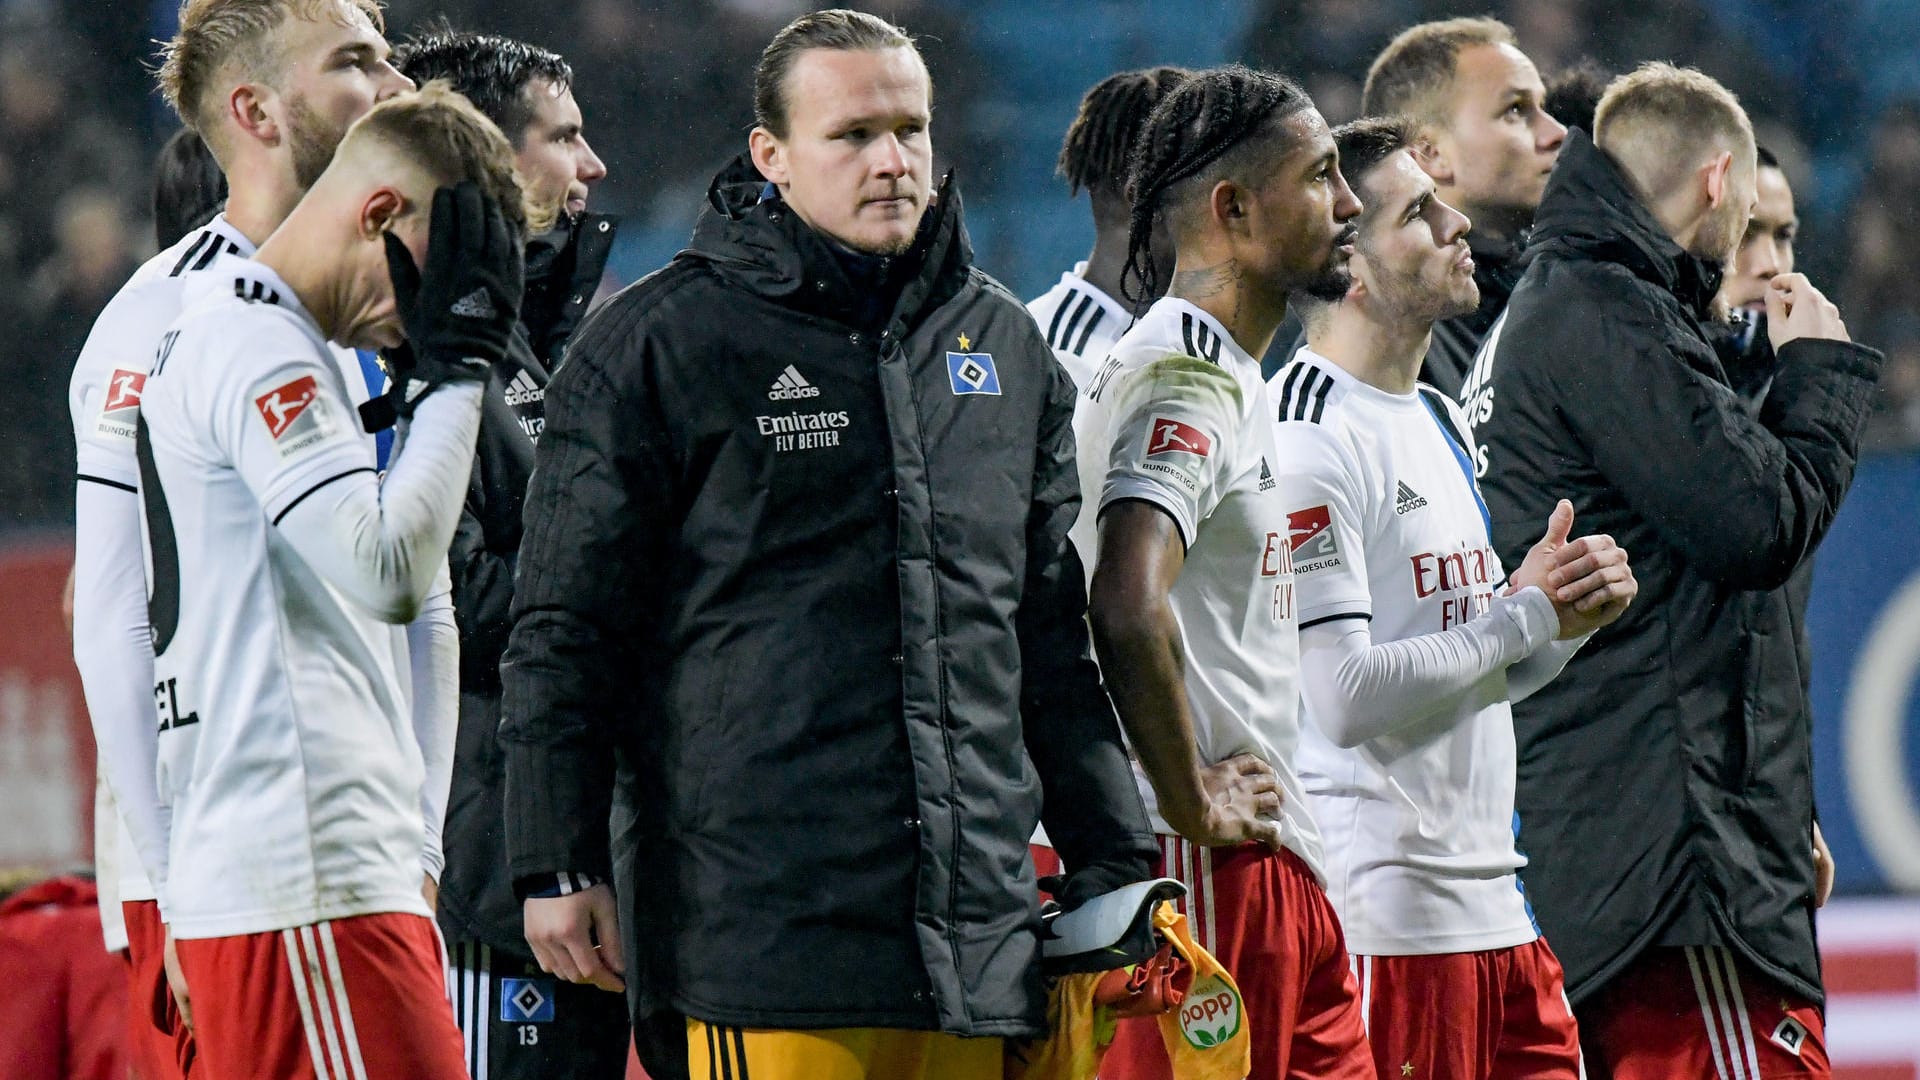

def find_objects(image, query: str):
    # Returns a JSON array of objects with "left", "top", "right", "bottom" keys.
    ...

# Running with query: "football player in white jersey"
[
  {"left": 1027, "top": 67, "right": 1188, "bottom": 389},
  {"left": 137, "top": 87, "right": 534, "bottom": 1079},
  {"left": 1077, "top": 67, "right": 1375, "bottom": 1080},
  {"left": 1274, "top": 116, "right": 1636, "bottom": 1079},
  {"left": 67, "top": 1, "right": 413, "bottom": 1072}
]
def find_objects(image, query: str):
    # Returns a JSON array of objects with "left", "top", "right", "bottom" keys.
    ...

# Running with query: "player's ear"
[
  {"left": 1701, "top": 149, "right": 1733, "bottom": 209},
  {"left": 1346, "top": 252, "right": 1372, "bottom": 303},
  {"left": 1209, "top": 178, "right": 1247, "bottom": 234},
  {"left": 749, "top": 126, "right": 788, "bottom": 186},
  {"left": 229, "top": 83, "right": 279, "bottom": 147},
  {"left": 360, "top": 187, "right": 407, "bottom": 241},
  {"left": 1412, "top": 129, "right": 1453, "bottom": 186}
]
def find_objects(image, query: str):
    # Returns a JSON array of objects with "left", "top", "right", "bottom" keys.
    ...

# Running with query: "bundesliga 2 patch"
[
  {"left": 946, "top": 351, "right": 1001, "bottom": 396},
  {"left": 1287, "top": 504, "right": 1342, "bottom": 569},
  {"left": 93, "top": 369, "right": 146, "bottom": 444},
  {"left": 253, "top": 374, "right": 336, "bottom": 459}
]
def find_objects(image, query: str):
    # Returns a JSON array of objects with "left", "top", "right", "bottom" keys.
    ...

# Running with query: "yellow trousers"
[{"left": 686, "top": 1020, "right": 1004, "bottom": 1080}]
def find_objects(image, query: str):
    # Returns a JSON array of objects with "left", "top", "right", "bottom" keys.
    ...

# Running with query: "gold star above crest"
[
  {"left": 957, "top": 333, "right": 972, "bottom": 351},
  {"left": 1401, "top": 1064, "right": 1414, "bottom": 1077}
]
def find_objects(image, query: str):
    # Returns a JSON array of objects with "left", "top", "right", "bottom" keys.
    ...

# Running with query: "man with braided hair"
[
  {"left": 1073, "top": 65, "right": 1371, "bottom": 1080},
  {"left": 1028, "top": 67, "right": 1189, "bottom": 388}
]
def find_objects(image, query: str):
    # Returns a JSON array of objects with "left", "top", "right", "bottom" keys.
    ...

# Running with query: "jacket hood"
[
  {"left": 1526, "top": 129, "right": 1724, "bottom": 319},
  {"left": 689, "top": 153, "right": 972, "bottom": 328}
]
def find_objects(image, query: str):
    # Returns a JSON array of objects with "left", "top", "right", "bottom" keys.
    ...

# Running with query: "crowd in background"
[{"left": 6, "top": 0, "right": 1920, "bottom": 529}]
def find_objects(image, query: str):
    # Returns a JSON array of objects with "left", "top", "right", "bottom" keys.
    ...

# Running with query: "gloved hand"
[{"left": 383, "top": 180, "right": 523, "bottom": 415}]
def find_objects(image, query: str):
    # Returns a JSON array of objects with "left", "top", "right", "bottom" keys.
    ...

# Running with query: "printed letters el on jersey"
[{"left": 253, "top": 374, "right": 337, "bottom": 459}]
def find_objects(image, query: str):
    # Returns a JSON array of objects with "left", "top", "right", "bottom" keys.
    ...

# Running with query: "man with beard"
[
  {"left": 1469, "top": 63, "right": 1881, "bottom": 1079},
  {"left": 1028, "top": 67, "right": 1188, "bottom": 388},
  {"left": 1361, "top": 17, "right": 1566, "bottom": 398},
  {"left": 498, "top": 11, "right": 1155, "bottom": 1080},
  {"left": 1073, "top": 66, "right": 1372, "bottom": 1080},
  {"left": 1275, "top": 117, "right": 1634, "bottom": 1079},
  {"left": 391, "top": 30, "right": 627, "bottom": 1080},
  {"left": 68, "top": 3, "right": 415, "bottom": 1076}
]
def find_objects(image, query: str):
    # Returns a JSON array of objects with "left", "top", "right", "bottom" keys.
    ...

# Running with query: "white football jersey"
[
  {"left": 1073, "top": 297, "right": 1321, "bottom": 880},
  {"left": 138, "top": 257, "right": 428, "bottom": 939},
  {"left": 1269, "top": 349, "right": 1536, "bottom": 955},
  {"left": 69, "top": 216, "right": 253, "bottom": 902},
  {"left": 1027, "top": 262, "right": 1132, "bottom": 389}
]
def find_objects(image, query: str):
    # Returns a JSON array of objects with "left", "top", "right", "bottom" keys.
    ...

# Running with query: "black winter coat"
[
  {"left": 1465, "top": 131, "right": 1881, "bottom": 1006},
  {"left": 435, "top": 212, "right": 619, "bottom": 959},
  {"left": 498, "top": 157, "right": 1154, "bottom": 1036}
]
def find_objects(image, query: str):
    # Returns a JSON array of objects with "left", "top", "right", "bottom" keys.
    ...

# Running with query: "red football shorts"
[
  {"left": 1102, "top": 837, "right": 1373, "bottom": 1080},
  {"left": 122, "top": 899, "right": 197, "bottom": 1080},
  {"left": 172, "top": 911, "right": 466, "bottom": 1080},
  {"left": 1579, "top": 945, "right": 1828, "bottom": 1080},
  {"left": 1353, "top": 936, "right": 1582, "bottom": 1079}
]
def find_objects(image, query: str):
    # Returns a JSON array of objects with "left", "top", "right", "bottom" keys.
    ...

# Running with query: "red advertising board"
[{"left": 0, "top": 536, "right": 91, "bottom": 872}]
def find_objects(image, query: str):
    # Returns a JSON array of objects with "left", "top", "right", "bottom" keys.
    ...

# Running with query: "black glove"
[
  {"left": 1041, "top": 854, "right": 1154, "bottom": 914},
  {"left": 382, "top": 180, "right": 523, "bottom": 416}
]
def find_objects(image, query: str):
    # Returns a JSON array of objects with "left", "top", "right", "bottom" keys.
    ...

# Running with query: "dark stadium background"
[{"left": 1, "top": 0, "right": 1917, "bottom": 1071}]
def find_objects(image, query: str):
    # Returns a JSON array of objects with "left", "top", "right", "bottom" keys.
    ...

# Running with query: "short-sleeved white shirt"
[
  {"left": 1072, "top": 297, "right": 1322, "bottom": 880},
  {"left": 139, "top": 256, "right": 429, "bottom": 939},
  {"left": 1268, "top": 348, "right": 1536, "bottom": 955},
  {"left": 1028, "top": 263, "right": 1133, "bottom": 390}
]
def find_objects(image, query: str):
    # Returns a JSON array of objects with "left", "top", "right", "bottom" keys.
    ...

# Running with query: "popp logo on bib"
[{"left": 1178, "top": 973, "right": 1243, "bottom": 1049}]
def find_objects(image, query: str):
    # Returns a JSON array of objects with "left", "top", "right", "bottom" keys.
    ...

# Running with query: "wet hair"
[
  {"left": 391, "top": 25, "right": 572, "bottom": 149},
  {"left": 753, "top": 9, "right": 916, "bottom": 139},
  {"left": 1363, "top": 17, "right": 1516, "bottom": 126},
  {"left": 1057, "top": 66, "right": 1192, "bottom": 198},
  {"left": 153, "top": 127, "right": 228, "bottom": 248},
  {"left": 1544, "top": 58, "right": 1611, "bottom": 134},
  {"left": 158, "top": 0, "right": 385, "bottom": 134},
  {"left": 1121, "top": 65, "right": 1313, "bottom": 304}
]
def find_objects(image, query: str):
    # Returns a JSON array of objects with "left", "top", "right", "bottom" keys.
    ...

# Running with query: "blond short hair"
[
  {"left": 157, "top": 0, "right": 384, "bottom": 134},
  {"left": 1593, "top": 62, "right": 1753, "bottom": 195},
  {"left": 340, "top": 81, "right": 549, "bottom": 238},
  {"left": 1362, "top": 17, "right": 1516, "bottom": 125}
]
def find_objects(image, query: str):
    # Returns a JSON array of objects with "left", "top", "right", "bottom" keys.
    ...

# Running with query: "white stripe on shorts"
[{"left": 1686, "top": 945, "right": 1739, "bottom": 1080}]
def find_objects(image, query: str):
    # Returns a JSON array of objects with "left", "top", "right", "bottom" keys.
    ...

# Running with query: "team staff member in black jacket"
[
  {"left": 1359, "top": 17, "right": 1565, "bottom": 397},
  {"left": 498, "top": 11, "right": 1156, "bottom": 1080},
  {"left": 390, "top": 30, "right": 622, "bottom": 1080},
  {"left": 1467, "top": 63, "right": 1881, "bottom": 1080}
]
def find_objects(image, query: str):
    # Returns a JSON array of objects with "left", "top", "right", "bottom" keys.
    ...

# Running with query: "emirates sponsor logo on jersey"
[
  {"left": 1410, "top": 543, "right": 1499, "bottom": 628},
  {"left": 94, "top": 369, "right": 147, "bottom": 442},
  {"left": 254, "top": 375, "right": 335, "bottom": 458},
  {"left": 1287, "top": 505, "right": 1343, "bottom": 573}
]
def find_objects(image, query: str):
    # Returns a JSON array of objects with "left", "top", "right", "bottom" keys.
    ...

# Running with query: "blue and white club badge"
[
  {"left": 946, "top": 333, "right": 1001, "bottom": 396},
  {"left": 500, "top": 977, "right": 556, "bottom": 1023}
]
